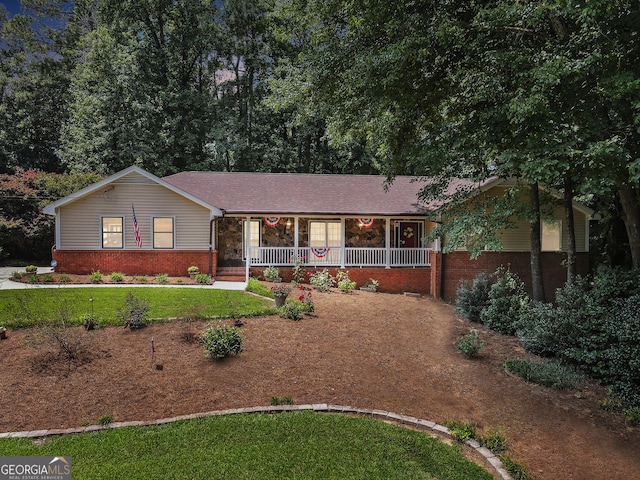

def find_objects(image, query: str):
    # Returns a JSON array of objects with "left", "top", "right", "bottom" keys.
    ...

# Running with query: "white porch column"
[
  {"left": 294, "top": 216, "right": 299, "bottom": 260},
  {"left": 245, "top": 216, "right": 251, "bottom": 281},
  {"left": 385, "top": 217, "right": 391, "bottom": 268},
  {"left": 340, "top": 217, "right": 346, "bottom": 268}
]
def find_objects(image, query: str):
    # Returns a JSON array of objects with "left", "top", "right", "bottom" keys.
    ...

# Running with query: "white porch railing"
[{"left": 249, "top": 247, "right": 431, "bottom": 267}]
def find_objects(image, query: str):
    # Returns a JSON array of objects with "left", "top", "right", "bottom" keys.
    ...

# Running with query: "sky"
[{"left": 1, "top": 1, "right": 22, "bottom": 16}]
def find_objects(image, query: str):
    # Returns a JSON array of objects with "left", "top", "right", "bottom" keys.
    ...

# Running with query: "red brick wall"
[
  {"left": 53, "top": 250, "right": 217, "bottom": 277},
  {"left": 255, "top": 266, "right": 432, "bottom": 295},
  {"left": 441, "top": 251, "right": 590, "bottom": 303}
]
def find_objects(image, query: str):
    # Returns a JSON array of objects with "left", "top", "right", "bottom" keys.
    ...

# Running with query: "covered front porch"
[{"left": 216, "top": 215, "right": 438, "bottom": 271}]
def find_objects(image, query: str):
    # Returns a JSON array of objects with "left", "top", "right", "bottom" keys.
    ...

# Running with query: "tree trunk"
[
  {"left": 617, "top": 184, "right": 640, "bottom": 269},
  {"left": 529, "top": 182, "right": 545, "bottom": 302},
  {"left": 564, "top": 175, "right": 577, "bottom": 284}
]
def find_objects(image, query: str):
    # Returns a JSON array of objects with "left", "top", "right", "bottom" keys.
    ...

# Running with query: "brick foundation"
[
  {"left": 53, "top": 250, "right": 218, "bottom": 277},
  {"left": 253, "top": 266, "right": 432, "bottom": 295},
  {"left": 441, "top": 251, "right": 590, "bottom": 303}
]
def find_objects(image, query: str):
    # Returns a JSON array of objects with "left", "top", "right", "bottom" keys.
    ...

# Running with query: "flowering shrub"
[
  {"left": 309, "top": 269, "right": 334, "bottom": 291},
  {"left": 336, "top": 270, "right": 356, "bottom": 293},
  {"left": 279, "top": 302, "right": 303, "bottom": 320},
  {"left": 290, "top": 254, "right": 306, "bottom": 284},
  {"left": 263, "top": 266, "right": 280, "bottom": 280},
  {"left": 298, "top": 286, "right": 315, "bottom": 313},
  {"left": 271, "top": 284, "right": 292, "bottom": 297}
]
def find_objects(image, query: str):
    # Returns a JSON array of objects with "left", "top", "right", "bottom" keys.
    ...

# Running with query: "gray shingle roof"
[{"left": 163, "top": 171, "right": 434, "bottom": 216}]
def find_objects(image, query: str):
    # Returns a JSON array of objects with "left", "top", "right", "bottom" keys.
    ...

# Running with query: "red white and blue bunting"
[
  {"left": 357, "top": 218, "right": 375, "bottom": 229},
  {"left": 263, "top": 217, "right": 281, "bottom": 227},
  {"left": 310, "top": 247, "right": 330, "bottom": 258}
]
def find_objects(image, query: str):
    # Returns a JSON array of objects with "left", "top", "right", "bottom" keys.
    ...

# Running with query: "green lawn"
[
  {"left": 0, "top": 287, "right": 274, "bottom": 328},
  {"left": 1, "top": 411, "right": 492, "bottom": 479}
]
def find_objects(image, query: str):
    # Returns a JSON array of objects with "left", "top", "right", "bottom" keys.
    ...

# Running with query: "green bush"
[
  {"left": 480, "top": 269, "right": 528, "bottom": 335},
  {"left": 110, "top": 272, "right": 124, "bottom": 283},
  {"left": 499, "top": 455, "right": 531, "bottom": 480},
  {"left": 42, "top": 274, "right": 54, "bottom": 283},
  {"left": 201, "top": 324, "right": 242, "bottom": 359},
  {"left": 195, "top": 273, "right": 210, "bottom": 284},
  {"left": 25, "top": 265, "right": 38, "bottom": 273},
  {"left": 278, "top": 301, "right": 303, "bottom": 320},
  {"left": 336, "top": 270, "right": 356, "bottom": 293},
  {"left": 118, "top": 293, "right": 149, "bottom": 329},
  {"left": 155, "top": 273, "right": 168, "bottom": 284},
  {"left": 89, "top": 270, "right": 103, "bottom": 283},
  {"left": 479, "top": 430, "right": 507, "bottom": 454},
  {"left": 443, "top": 419, "right": 477, "bottom": 442},
  {"left": 504, "top": 359, "right": 583, "bottom": 391},
  {"left": 263, "top": 266, "right": 280, "bottom": 280},
  {"left": 455, "top": 272, "right": 494, "bottom": 323},
  {"left": 309, "top": 269, "right": 335, "bottom": 291},
  {"left": 456, "top": 329, "right": 484, "bottom": 358},
  {"left": 58, "top": 274, "right": 71, "bottom": 283},
  {"left": 515, "top": 301, "right": 565, "bottom": 357}
]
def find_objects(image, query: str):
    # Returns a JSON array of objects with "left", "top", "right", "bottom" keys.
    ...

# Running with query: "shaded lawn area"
[
  {"left": 1, "top": 411, "right": 492, "bottom": 480},
  {"left": 0, "top": 287, "right": 274, "bottom": 328}
]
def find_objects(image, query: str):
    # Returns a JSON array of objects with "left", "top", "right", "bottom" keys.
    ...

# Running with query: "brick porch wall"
[
  {"left": 254, "top": 266, "right": 432, "bottom": 295},
  {"left": 53, "top": 250, "right": 217, "bottom": 277},
  {"left": 441, "top": 251, "right": 590, "bottom": 303}
]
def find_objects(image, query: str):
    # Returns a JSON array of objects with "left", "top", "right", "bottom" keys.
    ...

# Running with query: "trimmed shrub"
[
  {"left": 516, "top": 301, "right": 564, "bottom": 357},
  {"left": 118, "top": 293, "right": 149, "bottom": 329},
  {"left": 480, "top": 269, "right": 528, "bottom": 335},
  {"left": 504, "top": 359, "right": 583, "bottom": 391},
  {"left": 456, "top": 329, "right": 484, "bottom": 358},
  {"left": 110, "top": 272, "right": 124, "bottom": 283},
  {"left": 279, "top": 301, "right": 303, "bottom": 320},
  {"left": 201, "top": 324, "right": 242, "bottom": 359},
  {"left": 455, "top": 272, "right": 494, "bottom": 323},
  {"left": 309, "top": 269, "right": 335, "bottom": 291},
  {"left": 195, "top": 273, "right": 210, "bottom": 284}
]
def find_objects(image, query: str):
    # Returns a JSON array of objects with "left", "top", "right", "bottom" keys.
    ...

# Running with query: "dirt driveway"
[{"left": 1, "top": 288, "right": 639, "bottom": 479}]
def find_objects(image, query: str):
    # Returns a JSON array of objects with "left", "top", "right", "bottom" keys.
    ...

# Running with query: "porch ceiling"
[{"left": 164, "top": 172, "right": 441, "bottom": 216}]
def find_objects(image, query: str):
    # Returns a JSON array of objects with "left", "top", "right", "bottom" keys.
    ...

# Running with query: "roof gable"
[{"left": 43, "top": 166, "right": 223, "bottom": 216}]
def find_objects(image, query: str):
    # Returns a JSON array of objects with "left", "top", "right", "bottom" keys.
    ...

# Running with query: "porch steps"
[{"left": 215, "top": 267, "right": 246, "bottom": 282}]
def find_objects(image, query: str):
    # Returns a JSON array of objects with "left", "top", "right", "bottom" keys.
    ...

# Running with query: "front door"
[{"left": 399, "top": 222, "right": 420, "bottom": 248}]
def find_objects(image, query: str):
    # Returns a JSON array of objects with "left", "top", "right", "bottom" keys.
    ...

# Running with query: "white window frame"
[
  {"left": 541, "top": 219, "right": 562, "bottom": 251},
  {"left": 152, "top": 216, "right": 175, "bottom": 249},
  {"left": 309, "top": 220, "right": 341, "bottom": 247},
  {"left": 101, "top": 216, "right": 124, "bottom": 249},
  {"left": 243, "top": 219, "right": 261, "bottom": 260}
]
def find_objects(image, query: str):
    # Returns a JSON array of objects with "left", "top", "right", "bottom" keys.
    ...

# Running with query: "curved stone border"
[{"left": 0, "top": 404, "right": 512, "bottom": 480}]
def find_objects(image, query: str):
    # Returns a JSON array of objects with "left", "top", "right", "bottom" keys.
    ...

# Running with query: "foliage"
[
  {"left": 499, "top": 456, "right": 531, "bottom": 480},
  {"left": 58, "top": 274, "right": 70, "bottom": 283},
  {"left": 155, "top": 273, "right": 168, "bottom": 285},
  {"left": 1, "top": 412, "right": 492, "bottom": 479},
  {"left": 97, "top": 415, "right": 113, "bottom": 426},
  {"left": 479, "top": 431, "right": 507, "bottom": 454},
  {"left": 456, "top": 330, "right": 484, "bottom": 358},
  {"left": 117, "top": 293, "right": 149, "bottom": 330},
  {"left": 187, "top": 266, "right": 200, "bottom": 274},
  {"left": 89, "top": 270, "right": 103, "bottom": 283},
  {"left": 336, "top": 270, "right": 356, "bottom": 293},
  {"left": 278, "top": 301, "right": 303, "bottom": 320},
  {"left": 309, "top": 269, "right": 335, "bottom": 291},
  {"left": 455, "top": 272, "right": 495, "bottom": 323},
  {"left": 504, "top": 359, "right": 583, "bottom": 391},
  {"left": 297, "top": 287, "right": 315, "bottom": 313},
  {"left": 201, "top": 324, "right": 243, "bottom": 359},
  {"left": 515, "top": 267, "right": 640, "bottom": 405},
  {"left": 443, "top": 419, "right": 477, "bottom": 443},
  {"left": 271, "top": 284, "right": 292, "bottom": 297},
  {"left": 623, "top": 407, "right": 640, "bottom": 427},
  {"left": 246, "top": 278, "right": 274, "bottom": 298},
  {"left": 480, "top": 269, "right": 529, "bottom": 335},
  {"left": 195, "top": 273, "right": 210, "bottom": 284},
  {"left": 263, "top": 266, "right": 280, "bottom": 281},
  {"left": 25, "top": 265, "right": 37, "bottom": 273},
  {"left": 290, "top": 254, "right": 306, "bottom": 284},
  {"left": 109, "top": 272, "right": 124, "bottom": 283}
]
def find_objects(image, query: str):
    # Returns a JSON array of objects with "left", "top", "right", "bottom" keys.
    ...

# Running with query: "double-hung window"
[
  {"left": 153, "top": 217, "right": 175, "bottom": 249},
  {"left": 541, "top": 220, "right": 562, "bottom": 251},
  {"left": 309, "top": 221, "right": 341, "bottom": 263},
  {"left": 102, "top": 217, "right": 123, "bottom": 249},
  {"left": 243, "top": 220, "right": 261, "bottom": 260}
]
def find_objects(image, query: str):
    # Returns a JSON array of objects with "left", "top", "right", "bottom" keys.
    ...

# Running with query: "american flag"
[{"left": 132, "top": 204, "right": 142, "bottom": 247}]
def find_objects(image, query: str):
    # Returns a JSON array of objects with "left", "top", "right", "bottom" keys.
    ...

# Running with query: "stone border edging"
[{"left": 0, "top": 404, "right": 512, "bottom": 480}]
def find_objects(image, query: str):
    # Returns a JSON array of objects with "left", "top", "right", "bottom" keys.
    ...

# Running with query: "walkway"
[{"left": 0, "top": 267, "right": 247, "bottom": 291}]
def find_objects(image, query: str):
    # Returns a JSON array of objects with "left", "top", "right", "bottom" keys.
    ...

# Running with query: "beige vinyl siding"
[
  {"left": 57, "top": 174, "right": 210, "bottom": 250},
  {"left": 451, "top": 185, "right": 589, "bottom": 253}
]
